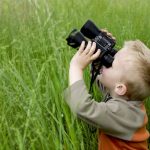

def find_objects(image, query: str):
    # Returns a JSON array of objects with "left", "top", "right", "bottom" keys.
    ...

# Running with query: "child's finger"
[
  {"left": 101, "top": 29, "right": 116, "bottom": 41},
  {"left": 112, "top": 36, "right": 116, "bottom": 41},
  {"left": 78, "top": 41, "right": 85, "bottom": 54},
  {"left": 90, "top": 49, "right": 100, "bottom": 61},
  {"left": 88, "top": 42, "right": 96, "bottom": 56},
  {"left": 107, "top": 32, "right": 113, "bottom": 37},
  {"left": 101, "top": 29, "right": 108, "bottom": 33},
  {"left": 107, "top": 33, "right": 116, "bottom": 41},
  {"left": 83, "top": 41, "right": 92, "bottom": 55}
]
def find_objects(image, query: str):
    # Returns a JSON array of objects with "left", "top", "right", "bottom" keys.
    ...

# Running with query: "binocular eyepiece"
[{"left": 66, "top": 20, "right": 117, "bottom": 68}]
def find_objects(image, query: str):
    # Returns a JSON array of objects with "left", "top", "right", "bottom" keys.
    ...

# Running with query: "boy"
[{"left": 64, "top": 38, "right": 150, "bottom": 149}]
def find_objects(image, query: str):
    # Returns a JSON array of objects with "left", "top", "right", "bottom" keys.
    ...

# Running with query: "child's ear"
[{"left": 114, "top": 83, "right": 127, "bottom": 96}]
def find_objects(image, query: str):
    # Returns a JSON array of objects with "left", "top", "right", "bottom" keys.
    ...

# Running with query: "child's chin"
[
  {"left": 98, "top": 75, "right": 103, "bottom": 83},
  {"left": 99, "top": 73, "right": 103, "bottom": 79}
]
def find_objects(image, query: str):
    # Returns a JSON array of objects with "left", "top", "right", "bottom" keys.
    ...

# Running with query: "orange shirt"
[
  {"left": 98, "top": 132, "right": 148, "bottom": 150},
  {"left": 98, "top": 104, "right": 149, "bottom": 150}
]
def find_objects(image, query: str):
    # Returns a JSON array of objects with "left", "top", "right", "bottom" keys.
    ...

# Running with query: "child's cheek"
[{"left": 102, "top": 68, "right": 107, "bottom": 74}]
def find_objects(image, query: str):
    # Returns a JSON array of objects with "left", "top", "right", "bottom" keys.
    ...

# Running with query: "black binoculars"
[
  {"left": 66, "top": 20, "right": 118, "bottom": 91},
  {"left": 66, "top": 20, "right": 117, "bottom": 68}
]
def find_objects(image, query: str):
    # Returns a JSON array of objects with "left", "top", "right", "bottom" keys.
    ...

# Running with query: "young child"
[{"left": 64, "top": 38, "right": 150, "bottom": 149}]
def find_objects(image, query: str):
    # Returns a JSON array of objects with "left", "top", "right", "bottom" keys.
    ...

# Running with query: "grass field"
[{"left": 0, "top": 0, "right": 150, "bottom": 149}]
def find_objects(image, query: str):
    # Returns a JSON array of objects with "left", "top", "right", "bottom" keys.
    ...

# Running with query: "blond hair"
[{"left": 123, "top": 40, "right": 150, "bottom": 100}]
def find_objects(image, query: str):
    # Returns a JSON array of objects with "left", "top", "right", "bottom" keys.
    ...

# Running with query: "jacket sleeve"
[
  {"left": 64, "top": 80, "right": 108, "bottom": 127},
  {"left": 64, "top": 80, "right": 147, "bottom": 140}
]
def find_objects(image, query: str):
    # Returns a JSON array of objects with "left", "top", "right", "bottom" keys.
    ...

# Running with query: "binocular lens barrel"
[
  {"left": 66, "top": 29, "right": 88, "bottom": 48},
  {"left": 81, "top": 20, "right": 100, "bottom": 39}
]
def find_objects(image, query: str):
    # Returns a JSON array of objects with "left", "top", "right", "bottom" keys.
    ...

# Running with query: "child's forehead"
[
  {"left": 114, "top": 48, "right": 135, "bottom": 66},
  {"left": 115, "top": 48, "right": 129, "bottom": 58}
]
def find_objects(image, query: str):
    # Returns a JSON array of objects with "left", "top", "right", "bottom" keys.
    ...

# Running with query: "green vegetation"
[{"left": 0, "top": 0, "right": 149, "bottom": 149}]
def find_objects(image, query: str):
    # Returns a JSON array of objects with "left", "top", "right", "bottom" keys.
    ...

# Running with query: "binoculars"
[
  {"left": 66, "top": 20, "right": 118, "bottom": 91},
  {"left": 66, "top": 20, "right": 117, "bottom": 68}
]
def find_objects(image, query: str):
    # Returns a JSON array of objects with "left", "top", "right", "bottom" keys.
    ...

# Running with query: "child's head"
[{"left": 99, "top": 40, "right": 150, "bottom": 100}]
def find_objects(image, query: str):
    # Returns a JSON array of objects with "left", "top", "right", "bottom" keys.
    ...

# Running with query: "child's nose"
[
  {"left": 102, "top": 66, "right": 106, "bottom": 70},
  {"left": 99, "top": 66, "right": 105, "bottom": 74}
]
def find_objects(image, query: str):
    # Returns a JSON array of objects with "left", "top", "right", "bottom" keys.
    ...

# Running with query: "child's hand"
[
  {"left": 70, "top": 41, "right": 101, "bottom": 70},
  {"left": 101, "top": 29, "right": 116, "bottom": 41}
]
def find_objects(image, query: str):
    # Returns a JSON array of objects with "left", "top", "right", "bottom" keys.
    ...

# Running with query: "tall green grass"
[{"left": 0, "top": 0, "right": 150, "bottom": 149}]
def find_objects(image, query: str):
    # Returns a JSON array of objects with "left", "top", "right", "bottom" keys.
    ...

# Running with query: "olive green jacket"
[{"left": 64, "top": 80, "right": 149, "bottom": 141}]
